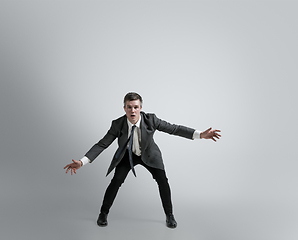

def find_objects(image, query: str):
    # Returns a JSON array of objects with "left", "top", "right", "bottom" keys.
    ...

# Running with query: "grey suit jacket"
[{"left": 85, "top": 111, "right": 195, "bottom": 176}]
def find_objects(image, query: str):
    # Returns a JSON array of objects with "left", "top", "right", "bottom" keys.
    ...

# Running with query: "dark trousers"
[{"left": 100, "top": 150, "right": 173, "bottom": 215}]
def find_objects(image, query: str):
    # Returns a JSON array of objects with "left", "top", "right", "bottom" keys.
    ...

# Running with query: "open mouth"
[{"left": 131, "top": 114, "right": 135, "bottom": 118}]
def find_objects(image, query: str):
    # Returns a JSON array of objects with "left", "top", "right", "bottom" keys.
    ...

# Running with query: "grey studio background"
[{"left": 0, "top": 1, "right": 297, "bottom": 240}]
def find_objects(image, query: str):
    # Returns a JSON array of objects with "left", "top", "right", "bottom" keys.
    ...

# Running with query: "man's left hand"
[{"left": 200, "top": 128, "right": 221, "bottom": 142}]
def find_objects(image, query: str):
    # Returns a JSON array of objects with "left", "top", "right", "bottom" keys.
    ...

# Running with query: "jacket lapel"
[
  {"left": 118, "top": 117, "right": 128, "bottom": 147},
  {"left": 140, "top": 112, "right": 148, "bottom": 152}
]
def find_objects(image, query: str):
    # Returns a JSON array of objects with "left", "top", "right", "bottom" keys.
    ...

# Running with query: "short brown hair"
[{"left": 123, "top": 92, "right": 143, "bottom": 106}]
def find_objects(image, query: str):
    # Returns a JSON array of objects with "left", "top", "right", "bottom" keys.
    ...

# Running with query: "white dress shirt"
[
  {"left": 126, "top": 115, "right": 142, "bottom": 156},
  {"left": 80, "top": 117, "right": 201, "bottom": 166}
]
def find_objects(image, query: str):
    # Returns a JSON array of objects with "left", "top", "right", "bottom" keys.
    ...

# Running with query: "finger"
[
  {"left": 64, "top": 164, "right": 70, "bottom": 169},
  {"left": 204, "top": 127, "right": 212, "bottom": 133},
  {"left": 74, "top": 168, "right": 77, "bottom": 174},
  {"left": 210, "top": 131, "right": 216, "bottom": 136}
]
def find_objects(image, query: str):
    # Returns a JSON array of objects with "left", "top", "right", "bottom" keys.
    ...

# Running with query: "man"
[{"left": 64, "top": 92, "right": 221, "bottom": 228}]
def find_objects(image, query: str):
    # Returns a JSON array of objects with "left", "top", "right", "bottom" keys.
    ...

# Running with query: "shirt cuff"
[
  {"left": 193, "top": 130, "right": 202, "bottom": 139},
  {"left": 80, "top": 156, "right": 90, "bottom": 166}
]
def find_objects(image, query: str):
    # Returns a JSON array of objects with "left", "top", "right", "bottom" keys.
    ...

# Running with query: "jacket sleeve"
[
  {"left": 84, "top": 120, "right": 118, "bottom": 163},
  {"left": 152, "top": 114, "right": 195, "bottom": 140}
]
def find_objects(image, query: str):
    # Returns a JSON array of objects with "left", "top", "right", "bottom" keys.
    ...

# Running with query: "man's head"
[{"left": 123, "top": 92, "right": 143, "bottom": 124}]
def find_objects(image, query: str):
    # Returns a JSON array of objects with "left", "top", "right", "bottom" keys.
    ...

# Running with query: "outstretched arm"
[
  {"left": 200, "top": 127, "right": 221, "bottom": 142},
  {"left": 64, "top": 159, "right": 83, "bottom": 175}
]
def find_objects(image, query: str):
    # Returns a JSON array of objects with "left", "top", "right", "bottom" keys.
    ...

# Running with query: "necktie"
[
  {"left": 114, "top": 125, "right": 137, "bottom": 177},
  {"left": 132, "top": 126, "right": 141, "bottom": 156},
  {"left": 128, "top": 125, "right": 137, "bottom": 177}
]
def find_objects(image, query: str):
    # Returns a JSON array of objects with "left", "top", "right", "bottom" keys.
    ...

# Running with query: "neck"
[
  {"left": 127, "top": 115, "right": 141, "bottom": 125},
  {"left": 128, "top": 119, "right": 138, "bottom": 125}
]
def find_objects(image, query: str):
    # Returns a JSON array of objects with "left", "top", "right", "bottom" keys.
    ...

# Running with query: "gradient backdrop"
[{"left": 1, "top": 1, "right": 297, "bottom": 240}]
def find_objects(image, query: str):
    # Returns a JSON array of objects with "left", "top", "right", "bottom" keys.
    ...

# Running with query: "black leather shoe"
[
  {"left": 166, "top": 214, "right": 177, "bottom": 228},
  {"left": 97, "top": 213, "right": 108, "bottom": 227}
]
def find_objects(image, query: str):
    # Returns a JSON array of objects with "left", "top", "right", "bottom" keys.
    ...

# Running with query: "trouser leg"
[
  {"left": 140, "top": 161, "right": 173, "bottom": 215},
  {"left": 100, "top": 153, "right": 131, "bottom": 214}
]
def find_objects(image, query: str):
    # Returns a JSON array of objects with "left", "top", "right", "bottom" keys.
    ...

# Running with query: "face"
[{"left": 124, "top": 100, "right": 142, "bottom": 124}]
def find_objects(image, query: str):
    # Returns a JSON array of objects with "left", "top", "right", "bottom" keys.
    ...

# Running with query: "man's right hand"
[{"left": 64, "top": 159, "right": 82, "bottom": 175}]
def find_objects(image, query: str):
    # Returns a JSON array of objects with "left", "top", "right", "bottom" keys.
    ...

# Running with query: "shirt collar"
[{"left": 127, "top": 114, "right": 141, "bottom": 129}]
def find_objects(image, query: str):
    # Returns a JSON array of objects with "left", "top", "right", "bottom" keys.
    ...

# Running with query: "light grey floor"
[
  {"left": 2, "top": 189, "right": 297, "bottom": 240},
  {"left": 2, "top": 167, "right": 298, "bottom": 240}
]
